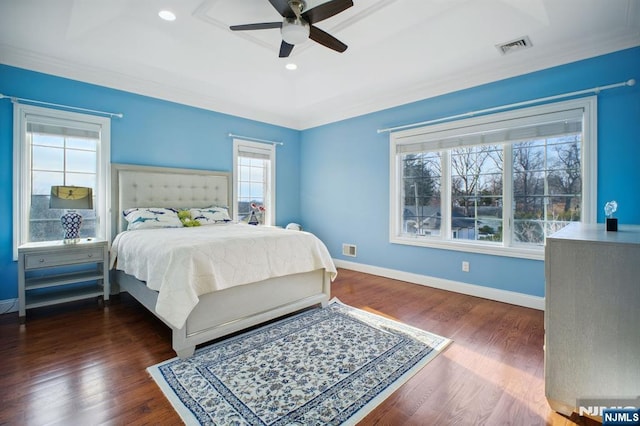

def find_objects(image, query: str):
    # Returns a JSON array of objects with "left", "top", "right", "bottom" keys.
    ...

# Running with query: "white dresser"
[{"left": 544, "top": 222, "right": 640, "bottom": 415}]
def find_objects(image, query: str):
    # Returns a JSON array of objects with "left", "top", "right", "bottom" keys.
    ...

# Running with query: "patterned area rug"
[{"left": 148, "top": 299, "right": 451, "bottom": 425}]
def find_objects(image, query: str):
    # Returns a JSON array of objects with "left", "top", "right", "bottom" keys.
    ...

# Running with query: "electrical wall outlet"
[{"left": 462, "top": 261, "right": 470, "bottom": 272}]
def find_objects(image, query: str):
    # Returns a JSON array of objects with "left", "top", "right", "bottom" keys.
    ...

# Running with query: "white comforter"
[{"left": 110, "top": 223, "right": 337, "bottom": 329}]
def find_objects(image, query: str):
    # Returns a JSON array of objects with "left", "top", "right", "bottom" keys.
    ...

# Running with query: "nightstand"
[{"left": 18, "top": 238, "right": 110, "bottom": 322}]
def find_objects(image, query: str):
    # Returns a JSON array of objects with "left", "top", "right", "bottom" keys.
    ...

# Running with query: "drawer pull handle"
[
  {"left": 88, "top": 254, "right": 93, "bottom": 258},
  {"left": 39, "top": 258, "right": 45, "bottom": 263}
]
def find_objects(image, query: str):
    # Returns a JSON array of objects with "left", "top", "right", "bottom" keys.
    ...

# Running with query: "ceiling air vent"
[{"left": 496, "top": 36, "right": 533, "bottom": 55}]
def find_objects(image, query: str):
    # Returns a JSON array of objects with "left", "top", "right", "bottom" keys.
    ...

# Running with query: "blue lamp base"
[{"left": 61, "top": 210, "right": 83, "bottom": 243}]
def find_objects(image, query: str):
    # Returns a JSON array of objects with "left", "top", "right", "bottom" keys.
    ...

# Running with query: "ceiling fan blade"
[
  {"left": 309, "top": 25, "right": 347, "bottom": 53},
  {"left": 279, "top": 40, "right": 295, "bottom": 58},
  {"left": 303, "top": 0, "right": 353, "bottom": 24},
  {"left": 230, "top": 22, "right": 282, "bottom": 31},
  {"left": 269, "top": 0, "right": 295, "bottom": 18}
]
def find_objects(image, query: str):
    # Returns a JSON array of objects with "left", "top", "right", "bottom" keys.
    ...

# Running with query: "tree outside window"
[{"left": 391, "top": 97, "right": 595, "bottom": 259}]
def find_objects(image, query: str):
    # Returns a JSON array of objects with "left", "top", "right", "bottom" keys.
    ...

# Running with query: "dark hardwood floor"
[{"left": 0, "top": 269, "right": 598, "bottom": 425}]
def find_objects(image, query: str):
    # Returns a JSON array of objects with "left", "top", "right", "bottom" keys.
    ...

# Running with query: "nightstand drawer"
[{"left": 24, "top": 248, "right": 104, "bottom": 269}]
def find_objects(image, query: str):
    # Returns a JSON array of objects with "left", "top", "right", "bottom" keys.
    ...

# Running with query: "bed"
[{"left": 109, "top": 163, "right": 336, "bottom": 358}]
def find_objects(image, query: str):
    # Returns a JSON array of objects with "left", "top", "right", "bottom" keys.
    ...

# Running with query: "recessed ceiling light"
[
  {"left": 285, "top": 63, "right": 298, "bottom": 71},
  {"left": 158, "top": 10, "right": 176, "bottom": 21}
]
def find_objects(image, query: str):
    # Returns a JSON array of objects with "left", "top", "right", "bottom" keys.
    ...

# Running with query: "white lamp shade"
[{"left": 49, "top": 186, "right": 94, "bottom": 210}]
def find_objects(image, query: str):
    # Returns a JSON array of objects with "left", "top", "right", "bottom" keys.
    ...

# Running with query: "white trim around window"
[
  {"left": 232, "top": 138, "right": 276, "bottom": 225},
  {"left": 389, "top": 97, "right": 597, "bottom": 260},
  {"left": 13, "top": 103, "right": 111, "bottom": 259}
]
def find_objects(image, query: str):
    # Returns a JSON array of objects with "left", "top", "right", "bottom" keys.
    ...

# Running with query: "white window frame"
[
  {"left": 389, "top": 97, "right": 597, "bottom": 260},
  {"left": 232, "top": 139, "right": 276, "bottom": 225},
  {"left": 13, "top": 104, "right": 111, "bottom": 259}
]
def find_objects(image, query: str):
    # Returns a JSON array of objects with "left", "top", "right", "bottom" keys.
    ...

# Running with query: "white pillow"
[
  {"left": 190, "top": 206, "right": 231, "bottom": 225},
  {"left": 123, "top": 207, "right": 182, "bottom": 230}
]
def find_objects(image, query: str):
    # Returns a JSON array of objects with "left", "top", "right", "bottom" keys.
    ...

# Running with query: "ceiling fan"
[{"left": 230, "top": 0, "right": 353, "bottom": 58}]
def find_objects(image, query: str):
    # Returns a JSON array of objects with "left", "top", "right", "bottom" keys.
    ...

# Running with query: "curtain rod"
[
  {"left": 228, "top": 133, "right": 284, "bottom": 146},
  {"left": 0, "top": 93, "right": 124, "bottom": 119},
  {"left": 377, "top": 78, "right": 636, "bottom": 134}
]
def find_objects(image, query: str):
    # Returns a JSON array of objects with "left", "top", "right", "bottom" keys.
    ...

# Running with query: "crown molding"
[
  {"left": 2, "top": 23, "right": 638, "bottom": 132},
  {"left": 0, "top": 44, "right": 300, "bottom": 129},
  {"left": 295, "top": 31, "right": 640, "bottom": 129}
]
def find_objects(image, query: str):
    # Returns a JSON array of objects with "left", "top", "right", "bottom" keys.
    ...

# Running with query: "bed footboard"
[{"left": 114, "top": 269, "right": 331, "bottom": 358}]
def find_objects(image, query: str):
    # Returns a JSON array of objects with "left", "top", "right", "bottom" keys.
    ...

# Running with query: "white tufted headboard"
[{"left": 111, "top": 163, "right": 231, "bottom": 239}]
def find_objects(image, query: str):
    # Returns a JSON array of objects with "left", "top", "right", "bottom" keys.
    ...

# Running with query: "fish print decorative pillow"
[
  {"left": 190, "top": 206, "right": 232, "bottom": 225},
  {"left": 123, "top": 207, "right": 182, "bottom": 230}
]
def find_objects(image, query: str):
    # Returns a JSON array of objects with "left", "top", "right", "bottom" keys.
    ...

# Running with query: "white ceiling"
[{"left": 0, "top": 0, "right": 638, "bottom": 129}]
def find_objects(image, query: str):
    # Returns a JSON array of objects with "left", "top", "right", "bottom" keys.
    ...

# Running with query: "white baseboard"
[
  {"left": 333, "top": 259, "right": 545, "bottom": 311},
  {"left": 0, "top": 263, "right": 545, "bottom": 314},
  {"left": 0, "top": 298, "right": 19, "bottom": 315}
]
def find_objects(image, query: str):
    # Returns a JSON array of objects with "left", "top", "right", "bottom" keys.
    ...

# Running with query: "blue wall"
[
  {"left": 0, "top": 65, "right": 302, "bottom": 300},
  {"left": 1, "top": 47, "right": 638, "bottom": 302},
  {"left": 300, "top": 47, "right": 640, "bottom": 298}
]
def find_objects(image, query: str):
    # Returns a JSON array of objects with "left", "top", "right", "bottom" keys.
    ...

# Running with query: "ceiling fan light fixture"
[
  {"left": 281, "top": 19, "right": 309, "bottom": 45},
  {"left": 229, "top": 0, "right": 352, "bottom": 57}
]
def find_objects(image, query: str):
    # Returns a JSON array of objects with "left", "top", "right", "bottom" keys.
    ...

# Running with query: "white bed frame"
[{"left": 110, "top": 163, "right": 331, "bottom": 358}]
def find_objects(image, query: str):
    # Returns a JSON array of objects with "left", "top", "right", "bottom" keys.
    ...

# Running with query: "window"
[
  {"left": 390, "top": 97, "right": 596, "bottom": 260},
  {"left": 232, "top": 139, "right": 275, "bottom": 225},
  {"left": 13, "top": 104, "right": 111, "bottom": 258}
]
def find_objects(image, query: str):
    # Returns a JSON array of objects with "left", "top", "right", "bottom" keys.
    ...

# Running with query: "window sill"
[{"left": 390, "top": 235, "right": 545, "bottom": 260}]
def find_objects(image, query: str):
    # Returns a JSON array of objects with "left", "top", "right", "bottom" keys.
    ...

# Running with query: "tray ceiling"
[{"left": 0, "top": 0, "right": 638, "bottom": 129}]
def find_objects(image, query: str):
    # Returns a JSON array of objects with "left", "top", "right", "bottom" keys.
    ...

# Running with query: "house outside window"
[
  {"left": 232, "top": 139, "right": 275, "bottom": 225},
  {"left": 13, "top": 104, "right": 111, "bottom": 258},
  {"left": 390, "top": 97, "right": 597, "bottom": 260}
]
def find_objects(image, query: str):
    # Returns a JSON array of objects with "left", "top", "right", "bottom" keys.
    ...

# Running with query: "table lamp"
[{"left": 49, "top": 186, "right": 94, "bottom": 243}]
